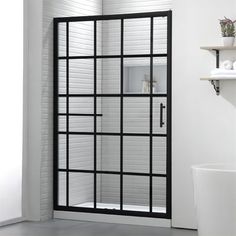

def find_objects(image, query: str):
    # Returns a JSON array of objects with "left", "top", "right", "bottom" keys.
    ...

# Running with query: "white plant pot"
[{"left": 222, "top": 37, "right": 235, "bottom": 47}]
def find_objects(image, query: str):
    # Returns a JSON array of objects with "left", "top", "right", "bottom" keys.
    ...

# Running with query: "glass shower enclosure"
[{"left": 54, "top": 11, "right": 172, "bottom": 219}]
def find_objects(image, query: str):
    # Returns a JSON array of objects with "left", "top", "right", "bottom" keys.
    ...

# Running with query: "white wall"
[
  {"left": 23, "top": 0, "right": 43, "bottom": 221},
  {"left": 172, "top": 0, "right": 236, "bottom": 229},
  {"left": 0, "top": 0, "right": 23, "bottom": 224}
]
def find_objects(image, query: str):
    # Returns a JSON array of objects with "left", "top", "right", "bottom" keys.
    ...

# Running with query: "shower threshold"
[{"left": 75, "top": 202, "right": 166, "bottom": 213}]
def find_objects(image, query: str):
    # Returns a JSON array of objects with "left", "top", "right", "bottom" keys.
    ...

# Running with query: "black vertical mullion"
[
  {"left": 94, "top": 20, "right": 97, "bottom": 209},
  {"left": 120, "top": 19, "right": 124, "bottom": 211},
  {"left": 149, "top": 17, "right": 154, "bottom": 213},
  {"left": 66, "top": 22, "right": 69, "bottom": 207},
  {"left": 166, "top": 12, "right": 172, "bottom": 219},
  {"left": 53, "top": 20, "right": 59, "bottom": 208}
]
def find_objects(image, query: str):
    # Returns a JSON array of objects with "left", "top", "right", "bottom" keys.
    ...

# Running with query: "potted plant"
[{"left": 219, "top": 17, "right": 236, "bottom": 46}]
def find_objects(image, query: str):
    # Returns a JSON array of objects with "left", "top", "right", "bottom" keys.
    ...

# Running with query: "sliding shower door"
[{"left": 54, "top": 11, "right": 172, "bottom": 219}]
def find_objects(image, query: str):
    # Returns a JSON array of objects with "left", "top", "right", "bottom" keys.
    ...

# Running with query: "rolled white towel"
[
  {"left": 211, "top": 68, "right": 236, "bottom": 75},
  {"left": 233, "top": 61, "right": 236, "bottom": 70},
  {"left": 221, "top": 60, "right": 233, "bottom": 70}
]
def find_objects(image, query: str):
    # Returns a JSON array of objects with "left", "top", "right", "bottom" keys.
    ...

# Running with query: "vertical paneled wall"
[{"left": 42, "top": 0, "right": 102, "bottom": 220}]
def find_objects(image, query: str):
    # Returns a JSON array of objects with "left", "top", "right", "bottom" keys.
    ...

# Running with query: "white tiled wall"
[{"left": 42, "top": 0, "right": 171, "bottom": 220}]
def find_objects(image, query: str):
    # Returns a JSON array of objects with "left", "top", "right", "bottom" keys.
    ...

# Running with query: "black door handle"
[{"left": 160, "top": 103, "right": 166, "bottom": 128}]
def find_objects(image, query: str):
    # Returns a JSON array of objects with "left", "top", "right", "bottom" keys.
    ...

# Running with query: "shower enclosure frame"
[{"left": 53, "top": 10, "right": 172, "bottom": 219}]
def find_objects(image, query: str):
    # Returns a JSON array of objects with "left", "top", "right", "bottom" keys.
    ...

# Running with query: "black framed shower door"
[{"left": 54, "top": 11, "right": 172, "bottom": 219}]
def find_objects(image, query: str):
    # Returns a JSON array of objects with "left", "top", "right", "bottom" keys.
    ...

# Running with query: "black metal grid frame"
[{"left": 54, "top": 11, "right": 172, "bottom": 219}]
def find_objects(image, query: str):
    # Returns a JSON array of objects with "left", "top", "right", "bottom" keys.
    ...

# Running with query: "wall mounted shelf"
[
  {"left": 200, "top": 46, "right": 236, "bottom": 95},
  {"left": 200, "top": 46, "right": 236, "bottom": 51},
  {"left": 200, "top": 77, "right": 236, "bottom": 80}
]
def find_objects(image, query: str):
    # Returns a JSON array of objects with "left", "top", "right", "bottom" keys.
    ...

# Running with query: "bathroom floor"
[{"left": 0, "top": 219, "right": 197, "bottom": 236}]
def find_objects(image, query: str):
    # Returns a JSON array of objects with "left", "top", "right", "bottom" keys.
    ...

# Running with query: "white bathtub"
[{"left": 192, "top": 163, "right": 236, "bottom": 236}]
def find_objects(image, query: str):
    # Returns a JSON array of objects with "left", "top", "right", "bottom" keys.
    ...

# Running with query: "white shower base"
[
  {"left": 75, "top": 202, "right": 166, "bottom": 213},
  {"left": 54, "top": 208, "right": 171, "bottom": 227}
]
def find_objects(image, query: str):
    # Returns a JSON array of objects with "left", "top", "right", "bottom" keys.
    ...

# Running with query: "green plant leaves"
[{"left": 219, "top": 17, "right": 236, "bottom": 37}]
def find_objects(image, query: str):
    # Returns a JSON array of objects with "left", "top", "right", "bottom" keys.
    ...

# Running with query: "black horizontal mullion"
[
  {"left": 123, "top": 172, "right": 166, "bottom": 177},
  {"left": 58, "top": 131, "right": 167, "bottom": 137},
  {"left": 58, "top": 113, "right": 102, "bottom": 117},
  {"left": 58, "top": 169, "right": 167, "bottom": 178},
  {"left": 59, "top": 94, "right": 167, "bottom": 97},
  {"left": 55, "top": 205, "right": 167, "bottom": 219},
  {"left": 58, "top": 53, "right": 167, "bottom": 60},
  {"left": 54, "top": 10, "right": 170, "bottom": 23}
]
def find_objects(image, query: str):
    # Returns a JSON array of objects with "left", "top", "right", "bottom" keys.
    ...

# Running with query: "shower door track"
[{"left": 54, "top": 10, "right": 172, "bottom": 219}]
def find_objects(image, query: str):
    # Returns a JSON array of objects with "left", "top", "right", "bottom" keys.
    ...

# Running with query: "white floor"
[{"left": 76, "top": 202, "right": 166, "bottom": 213}]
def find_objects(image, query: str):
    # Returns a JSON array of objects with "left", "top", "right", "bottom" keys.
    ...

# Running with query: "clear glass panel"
[
  {"left": 69, "top": 97, "right": 94, "bottom": 114},
  {"left": 97, "top": 97, "right": 120, "bottom": 133},
  {"left": 153, "top": 97, "right": 167, "bottom": 135},
  {"left": 58, "top": 116, "right": 66, "bottom": 132},
  {"left": 69, "top": 59, "right": 94, "bottom": 94},
  {"left": 58, "top": 172, "right": 66, "bottom": 206},
  {"left": 59, "top": 97, "right": 66, "bottom": 114},
  {"left": 58, "top": 23, "right": 66, "bottom": 57},
  {"left": 97, "top": 20, "right": 121, "bottom": 56},
  {"left": 97, "top": 174, "right": 120, "bottom": 210},
  {"left": 69, "top": 21, "right": 94, "bottom": 56},
  {"left": 123, "top": 136, "right": 149, "bottom": 173},
  {"left": 153, "top": 137, "right": 166, "bottom": 175},
  {"left": 123, "top": 97, "right": 149, "bottom": 133},
  {"left": 124, "top": 58, "right": 150, "bottom": 94},
  {"left": 153, "top": 177, "right": 166, "bottom": 213},
  {"left": 97, "top": 20, "right": 102, "bottom": 56},
  {"left": 69, "top": 173, "right": 94, "bottom": 207},
  {"left": 153, "top": 57, "right": 167, "bottom": 94},
  {"left": 123, "top": 175, "right": 149, "bottom": 212},
  {"left": 153, "top": 17, "right": 168, "bottom": 54},
  {"left": 58, "top": 134, "right": 66, "bottom": 169},
  {"left": 97, "top": 136, "right": 120, "bottom": 172},
  {"left": 59, "top": 60, "right": 66, "bottom": 94},
  {"left": 69, "top": 135, "right": 93, "bottom": 170},
  {"left": 97, "top": 58, "right": 120, "bottom": 94},
  {"left": 69, "top": 116, "right": 93, "bottom": 132},
  {"left": 124, "top": 18, "right": 150, "bottom": 55}
]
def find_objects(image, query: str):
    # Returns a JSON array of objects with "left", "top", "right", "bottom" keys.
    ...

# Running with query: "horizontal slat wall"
[
  {"left": 103, "top": 0, "right": 172, "bottom": 14},
  {"left": 42, "top": 0, "right": 102, "bottom": 220}
]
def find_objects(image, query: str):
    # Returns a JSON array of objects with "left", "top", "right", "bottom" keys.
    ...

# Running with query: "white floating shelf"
[
  {"left": 200, "top": 77, "right": 236, "bottom": 80},
  {"left": 200, "top": 46, "right": 236, "bottom": 51}
]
